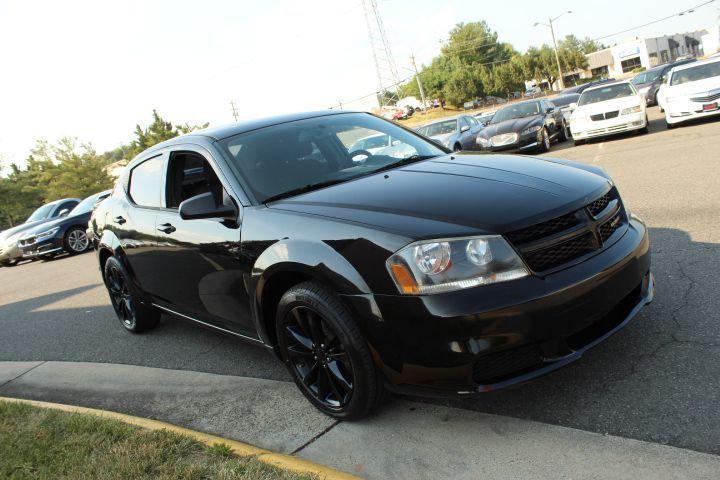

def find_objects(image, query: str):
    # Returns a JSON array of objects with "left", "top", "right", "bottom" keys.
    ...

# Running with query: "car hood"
[
  {"left": 20, "top": 212, "right": 90, "bottom": 237},
  {"left": 480, "top": 116, "right": 542, "bottom": 138},
  {"left": 573, "top": 95, "right": 642, "bottom": 116},
  {"left": 0, "top": 219, "right": 56, "bottom": 243},
  {"left": 268, "top": 154, "right": 611, "bottom": 239}
]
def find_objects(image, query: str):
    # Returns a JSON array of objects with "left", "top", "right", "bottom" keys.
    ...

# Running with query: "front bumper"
[
  {"left": 19, "top": 235, "right": 64, "bottom": 259},
  {"left": 342, "top": 216, "right": 651, "bottom": 396},
  {"left": 0, "top": 242, "right": 22, "bottom": 262},
  {"left": 571, "top": 112, "right": 646, "bottom": 140},
  {"left": 666, "top": 101, "right": 720, "bottom": 124}
]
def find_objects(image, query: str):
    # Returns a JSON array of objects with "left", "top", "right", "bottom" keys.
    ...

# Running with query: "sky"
[{"left": 0, "top": 0, "right": 717, "bottom": 168}]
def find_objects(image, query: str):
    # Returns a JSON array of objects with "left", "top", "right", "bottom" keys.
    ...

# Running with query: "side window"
[
  {"left": 129, "top": 155, "right": 164, "bottom": 208},
  {"left": 54, "top": 200, "right": 78, "bottom": 217},
  {"left": 460, "top": 117, "right": 471, "bottom": 129},
  {"left": 165, "top": 151, "right": 224, "bottom": 209}
]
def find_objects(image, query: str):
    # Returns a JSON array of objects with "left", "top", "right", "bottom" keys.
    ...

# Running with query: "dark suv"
[{"left": 93, "top": 111, "right": 653, "bottom": 419}]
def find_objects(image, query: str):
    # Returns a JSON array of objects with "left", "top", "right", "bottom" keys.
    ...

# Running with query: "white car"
[
  {"left": 569, "top": 81, "right": 648, "bottom": 145},
  {"left": 349, "top": 133, "right": 396, "bottom": 155},
  {"left": 662, "top": 57, "right": 720, "bottom": 128}
]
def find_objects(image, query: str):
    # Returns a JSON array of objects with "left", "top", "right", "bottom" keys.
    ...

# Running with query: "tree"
[
  {"left": 523, "top": 45, "right": 560, "bottom": 89},
  {"left": 128, "top": 110, "right": 208, "bottom": 158}
]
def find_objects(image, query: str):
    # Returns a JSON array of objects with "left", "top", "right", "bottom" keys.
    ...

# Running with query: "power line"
[{"left": 592, "top": 0, "right": 716, "bottom": 42}]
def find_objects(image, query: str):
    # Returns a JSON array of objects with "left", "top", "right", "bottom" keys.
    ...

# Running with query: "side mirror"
[
  {"left": 546, "top": 107, "right": 555, "bottom": 114},
  {"left": 460, "top": 125, "right": 470, "bottom": 133},
  {"left": 58, "top": 209, "right": 70, "bottom": 217},
  {"left": 179, "top": 192, "right": 237, "bottom": 221}
]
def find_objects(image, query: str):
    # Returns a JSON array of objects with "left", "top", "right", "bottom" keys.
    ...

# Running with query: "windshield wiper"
[
  {"left": 263, "top": 178, "right": 350, "bottom": 204},
  {"left": 371, "top": 154, "right": 440, "bottom": 174}
]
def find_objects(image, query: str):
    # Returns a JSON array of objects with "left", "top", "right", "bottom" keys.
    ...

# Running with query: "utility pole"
[
  {"left": 362, "top": 0, "right": 401, "bottom": 107},
  {"left": 230, "top": 101, "right": 239, "bottom": 122},
  {"left": 410, "top": 53, "right": 427, "bottom": 112},
  {"left": 534, "top": 11, "right": 571, "bottom": 91}
]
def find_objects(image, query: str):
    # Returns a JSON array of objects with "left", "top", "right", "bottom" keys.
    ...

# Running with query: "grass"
[{"left": 0, "top": 401, "right": 317, "bottom": 480}]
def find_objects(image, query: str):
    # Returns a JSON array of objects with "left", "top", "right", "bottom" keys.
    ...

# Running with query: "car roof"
[
  {"left": 497, "top": 99, "right": 541, "bottom": 109},
  {"left": 47, "top": 197, "right": 81, "bottom": 206}
]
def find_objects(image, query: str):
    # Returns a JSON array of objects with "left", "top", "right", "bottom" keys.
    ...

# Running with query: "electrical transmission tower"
[{"left": 361, "top": 0, "right": 401, "bottom": 107}]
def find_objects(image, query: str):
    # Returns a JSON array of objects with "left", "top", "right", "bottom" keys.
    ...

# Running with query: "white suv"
[{"left": 662, "top": 58, "right": 720, "bottom": 128}]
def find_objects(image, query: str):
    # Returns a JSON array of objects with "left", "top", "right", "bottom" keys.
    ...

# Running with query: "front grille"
[
  {"left": 587, "top": 192, "right": 611, "bottom": 217},
  {"left": 523, "top": 232, "right": 596, "bottom": 271},
  {"left": 506, "top": 188, "right": 626, "bottom": 273},
  {"left": 506, "top": 211, "right": 580, "bottom": 244},
  {"left": 590, "top": 111, "right": 619, "bottom": 121},
  {"left": 472, "top": 343, "right": 543, "bottom": 384},
  {"left": 691, "top": 90, "right": 720, "bottom": 103},
  {"left": 19, "top": 237, "right": 36, "bottom": 247}
]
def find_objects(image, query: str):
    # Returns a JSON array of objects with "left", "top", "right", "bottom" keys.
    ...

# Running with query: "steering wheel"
[{"left": 350, "top": 149, "right": 373, "bottom": 163}]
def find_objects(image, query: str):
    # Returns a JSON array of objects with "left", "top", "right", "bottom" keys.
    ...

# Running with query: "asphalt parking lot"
[{"left": 1, "top": 107, "right": 719, "bottom": 455}]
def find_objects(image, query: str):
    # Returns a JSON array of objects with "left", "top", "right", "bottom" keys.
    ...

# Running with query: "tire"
[
  {"left": 574, "top": 139, "right": 586, "bottom": 147},
  {"left": 104, "top": 256, "right": 159, "bottom": 333},
  {"left": 453, "top": 143, "right": 462, "bottom": 152},
  {"left": 276, "top": 280, "right": 384, "bottom": 420},
  {"left": 64, "top": 226, "right": 90, "bottom": 255},
  {"left": 537, "top": 128, "right": 550, "bottom": 153},
  {"left": 558, "top": 121, "right": 568, "bottom": 142},
  {"left": 0, "top": 259, "right": 18, "bottom": 267},
  {"left": 665, "top": 120, "right": 675, "bottom": 130}
]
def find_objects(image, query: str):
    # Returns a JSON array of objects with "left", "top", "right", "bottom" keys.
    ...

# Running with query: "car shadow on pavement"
[{"left": 411, "top": 226, "right": 720, "bottom": 455}]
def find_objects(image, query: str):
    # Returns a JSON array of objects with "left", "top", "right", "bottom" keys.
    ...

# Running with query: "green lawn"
[{"left": 0, "top": 401, "right": 317, "bottom": 480}]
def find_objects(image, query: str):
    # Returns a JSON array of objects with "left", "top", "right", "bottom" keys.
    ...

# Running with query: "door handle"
[
  {"left": 113, "top": 216, "right": 126, "bottom": 225},
  {"left": 157, "top": 223, "right": 176, "bottom": 234}
]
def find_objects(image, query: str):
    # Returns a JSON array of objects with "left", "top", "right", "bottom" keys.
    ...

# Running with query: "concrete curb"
[{"left": 0, "top": 395, "right": 360, "bottom": 480}]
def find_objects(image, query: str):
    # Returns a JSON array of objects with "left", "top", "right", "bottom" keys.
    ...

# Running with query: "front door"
[{"left": 151, "top": 147, "right": 254, "bottom": 336}]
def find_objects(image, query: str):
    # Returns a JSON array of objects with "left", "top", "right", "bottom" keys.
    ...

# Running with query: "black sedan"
[
  {"left": 19, "top": 190, "right": 111, "bottom": 260},
  {"left": 476, "top": 99, "right": 567, "bottom": 153},
  {"left": 93, "top": 111, "right": 652, "bottom": 419},
  {"left": 630, "top": 58, "right": 695, "bottom": 107}
]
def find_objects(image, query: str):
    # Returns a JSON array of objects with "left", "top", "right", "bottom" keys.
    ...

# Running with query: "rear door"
[
  {"left": 111, "top": 153, "right": 164, "bottom": 295},
  {"left": 152, "top": 145, "right": 254, "bottom": 336}
]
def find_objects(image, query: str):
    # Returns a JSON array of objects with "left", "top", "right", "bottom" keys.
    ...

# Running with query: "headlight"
[
  {"left": 36, "top": 227, "right": 60, "bottom": 239},
  {"left": 386, "top": 235, "right": 529, "bottom": 294},
  {"left": 620, "top": 106, "right": 642, "bottom": 115},
  {"left": 521, "top": 125, "right": 542, "bottom": 136},
  {"left": 476, "top": 137, "right": 490, "bottom": 147}
]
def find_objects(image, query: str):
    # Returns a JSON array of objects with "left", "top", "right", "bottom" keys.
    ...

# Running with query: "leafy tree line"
[
  {"left": 398, "top": 21, "right": 603, "bottom": 106},
  {"left": 0, "top": 110, "right": 208, "bottom": 229}
]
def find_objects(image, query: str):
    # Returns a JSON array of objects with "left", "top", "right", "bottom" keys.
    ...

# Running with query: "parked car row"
[{"left": 0, "top": 190, "right": 111, "bottom": 267}]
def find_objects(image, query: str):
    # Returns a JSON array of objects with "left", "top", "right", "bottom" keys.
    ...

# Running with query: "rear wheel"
[
  {"left": 276, "top": 281, "right": 384, "bottom": 419},
  {"left": 453, "top": 143, "right": 462, "bottom": 152},
  {"left": 558, "top": 121, "right": 568, "bottom": 142},
  {"left": 64, "top": 226, "right": 89, "bottom": 254},
  {"left": 104, "top": 256, "right": 159, "bottom": 333}
]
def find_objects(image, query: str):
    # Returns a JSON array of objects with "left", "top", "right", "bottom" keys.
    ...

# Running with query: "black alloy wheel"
[
  {"left": 283, "top": 305, "right": 355, "bottom": 410},
  {"left": 276, "top": 281, "right": 384, "bottom": 419},
  {"left": 103, "top": 256, "right": 159, "bottom": 333},
  {"left": 538, "top": 128, "right": 550, "bottom": 152},
  {"left": 453, "top": 143, "right": 462, "bottom": 152},
  {"left": 558, "top": 121, "right": 568, "bottom": 142}
]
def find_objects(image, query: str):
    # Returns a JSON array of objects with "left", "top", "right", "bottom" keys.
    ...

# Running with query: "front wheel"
[
  {"left": 276, "top": 281, "right": 384, "bottom": 419},
  {"left": 557, "top": 122, "right": 568, "bottom": 142},
  {"left": 64, "top": 226, "right": 89, "bottom": 254},
  {"left": 104, "top": 256, "right": 159, "bottom": 333},
  {"left": 537, "top": 128, "right": 550, "bottom": 153},
  {"left": 453, "top": 143, "right": 462, "bottom": 152}
]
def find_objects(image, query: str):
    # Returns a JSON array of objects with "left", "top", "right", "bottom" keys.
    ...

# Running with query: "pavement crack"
[
  {"left": 290, "top": 420, "right": 341, "bottom": 455},
  {"left": 0, "top": 361, "right": 47, "bottom": 390}
]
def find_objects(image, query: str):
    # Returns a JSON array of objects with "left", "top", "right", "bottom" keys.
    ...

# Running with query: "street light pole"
[
  {"left": 535, "top": 11, "right": 571, "bottom": 91},
  {"left": 548, "top": 18, "right": 565, "bottom": 91}
]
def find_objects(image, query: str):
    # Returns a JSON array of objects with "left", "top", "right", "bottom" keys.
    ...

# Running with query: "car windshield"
[
  {"left": 670, "top": 61, "right": 720, "bottom": 85},
  {"left": 578, "top": 84, "right": 635, "bottom": 106},
  {"left": 69, "top": 193, "right": 101, "bottom": 215},
  {"left": 425, "top": 120, "right": 457, "bottom": 136},
  {"left": 217, "top": 112, "right": 445, "bottom": 203},
  {"left": 491, "top": 102, "right": 540, "bottom": 123},
  {"left": 552, "top": 94, "right": 580, "bottom": 108},
  {"left": 25, "top": 203, "right": 54, "bottom": 223},
  {"left": 631, "top": 70, "right": 662, "bottom": 85}
]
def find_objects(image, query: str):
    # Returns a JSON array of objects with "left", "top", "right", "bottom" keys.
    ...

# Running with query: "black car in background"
[
  {"left": 631, "top": 58, "right": 696, "bottom": 106},
  {"left": 93, "top": 111, "right": 652, "bottom": 419},
  {"left": 551, "top": 93, "right": 581, "bottom": 138},
  {"left": 19, "top": 190, "right": 111, "bottom": 260},
  {"left": 561, "top": 78, "right": 616, "bottom": 95},
  {"left": 476, "top": 99, "right": 567, "bottom": 153}
]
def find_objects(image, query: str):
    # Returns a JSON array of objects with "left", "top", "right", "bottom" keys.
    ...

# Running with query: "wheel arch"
[{"left": 251, "top": 239, "right": 372, "bottom": 348}]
